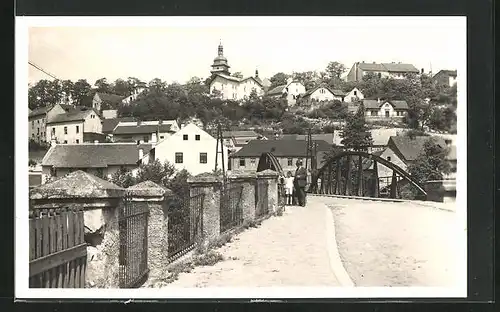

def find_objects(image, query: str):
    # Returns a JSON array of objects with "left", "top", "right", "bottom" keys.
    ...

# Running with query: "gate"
[
  {"left": 118, "top": 197, "right": 149, "bottom": 288},
  {"left": 220, "top": 182, "right": 244, "bottom": 233},
  {"left": 29, "top": 206, "right": 87, "bottom": 288},
  {"left": 167, "top": 193, "right": 205, "bottom": 262},
  {"left": 255, "top": 179, "right": 269, "bottom": 217}
]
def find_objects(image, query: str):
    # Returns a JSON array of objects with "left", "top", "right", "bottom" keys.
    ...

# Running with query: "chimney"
[
  {"left": 138, "top": 148, "right": 144, "bottom": 160},
  {"left": 377, "top": 98, "right": 381, "bottom": 103}
]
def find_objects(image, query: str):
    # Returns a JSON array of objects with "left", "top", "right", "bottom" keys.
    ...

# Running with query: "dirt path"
[
  {"left": 165, "top": 202, "right": 340, "bottom": 288},
  {"left": 316, "top": 196, "right": 460, "bottom": 287}
]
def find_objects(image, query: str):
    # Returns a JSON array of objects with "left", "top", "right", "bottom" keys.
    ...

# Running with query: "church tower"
[{"left": 210, "top": 41, "right": 231, "bottom": 76}]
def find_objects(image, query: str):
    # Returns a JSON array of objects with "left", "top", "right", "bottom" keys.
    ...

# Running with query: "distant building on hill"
[{"left": 346, "top": 61, "right": 420, "bottom": 82}]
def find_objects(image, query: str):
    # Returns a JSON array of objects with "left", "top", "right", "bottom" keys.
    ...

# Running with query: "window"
[
  {"left": 76, "top": 125, "right": 79, "bottom": 133},
  {"left": 288, "top": 158, "right": 293, "bottom": 166},
  {"left": 353, "top": 90, "right": 357, "bottom": 96},
  {"left": 64, "top": 140, "right": 68, "bottom": 144},
  {"left": 31, "top": 121, "right": 34, "bottom": 127},
  {"left": 37, "top": 120, "right": 40, "bottom": 124},
  {"left": 199, "top": 152, "right": 208, "bottom": 164},
  {"left": 76, "top": 139, "right": 79, "bottom": 144},
  {"left": 143, "top": 136, "right": 149, "bottom": 143},
  {"left": 51, "top": 128, "right": 55, "bottom": 135},
  {"left": 96, "top": 168, "right": 104, "bottom": 178},
  {"left": 387, "top": 156, "right": 391, "bottom": 161},
  {"left": 32, "top": 134, "right": 34, "bottom": 138},
  {"left": 371, "top": 111, "right": 377, "bottom": 116},
  {"left": 239, "top": 158, "right": 245, "bottom": 167},
  {"left": 183, "top": 134, "right": 188, "bottom": 141},
  {"left": 195, "top": 135, "right": 200, "bottom": 141},
  {"left": 378, "top": 73, "right": 382, "bottom": 78},
  {"left": 64, "top": 126, "right": 68, "bottom": 134},
  {"left": 250, "top": 158, "right": 256, "bottom": 165},
  {"left": 50, "top": 167, "right": 57, "bottom": 177},
  {"left": 160, "top": 136, "right": 164, "bottom": 139},
  {"left": 37, "top": 128, "right": 40, "bottom": 134},
  {"left": 175, "top": 152, "right": 183, "bottom": 163},
  {"left": 385, "top": 110, "right": 390, "bottom": 118}
]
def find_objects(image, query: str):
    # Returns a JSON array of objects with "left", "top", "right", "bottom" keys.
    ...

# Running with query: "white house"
[
  {"left": 149, "top": 123, "right": 228, "bottom": 176},
  {"left": 343, "top": 87, "right": 365, "bottom": 103},
  {"left": 210, "top": 73, "right": 264, "bottom": 101},
  {"left": 266, "top": 79, "right": 306, "bottom": 106},
  {"left": 301, "top": 85, "right": 345, "bottom": 103},
  {"left": 45, "top": 108, "right": 102, "bottom": 144},
  {"left": 361, "top": 99, "right": 409, "bottom": 119},
  {"left": 208, "top": 42, "right": 264, "bottom": 101}
]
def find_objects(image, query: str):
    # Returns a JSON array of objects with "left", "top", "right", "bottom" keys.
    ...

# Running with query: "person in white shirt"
[{"left": 285, "top": 171, "right": 294, "bottom": 205}]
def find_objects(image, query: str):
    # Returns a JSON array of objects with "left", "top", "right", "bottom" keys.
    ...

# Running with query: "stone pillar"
[
  {"left": 425, "top": 179, "right": 456, "bottom": 203},
  {"left": 126, "top": 181, "right": 168, "bottom": 283},
  {"left": 29, "top": 170, "right": 125, "bottom": 288},
  {"left": 187, "top": 173, "right": 223, "bottom": 248},
  {"left": 256, "top": 169, "right": 279, "bottom": 214},
  {"left": 228, "top": 171, "right": 257, "bottom": 222}
]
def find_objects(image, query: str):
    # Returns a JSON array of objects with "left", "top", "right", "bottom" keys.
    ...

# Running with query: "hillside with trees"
[{"left": 28, "top": 61, "right": 457, "bottom": 134}]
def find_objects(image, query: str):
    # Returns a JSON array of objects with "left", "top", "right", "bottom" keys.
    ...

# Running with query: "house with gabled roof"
[
  {"left": 229, "top": 139, "right": 332, "bottom": 173},
  {"left": 45, "top": 108, "right": 102, "bottom": 144},
  {"left": 343, "top": 87, "right": 365, "bottom": 103},
  {"left": 300, "top": 84, "right": 346, "bottom": 106},
  {"left": 358, "top": 98, "right": 409, "bottom": 120},
  {"left": 28, "top": 104, "right": 83, "bottom": 144},
  {"left": 346, "top": 61, "right": 420, "bottom": 82},
  {"left": 41, "top": 142, "right": 153, "bottom": 181},
  {"left": 111, "top": 120, "right": 180, "bottom": 144},
  {"left": 266, "top": 79, "right": 306, "bottom": 106},
  {"left": 432, "top": 69, "right": 457, "bottom": 87}
]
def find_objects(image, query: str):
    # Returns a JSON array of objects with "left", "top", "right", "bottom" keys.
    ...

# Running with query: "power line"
[{"left": 28, "top": 61, "right": 58, "bottom": 80}]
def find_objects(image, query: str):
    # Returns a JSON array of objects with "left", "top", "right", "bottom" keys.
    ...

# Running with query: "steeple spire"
[{"left": 218, "top": 40, "right": 224, "bottom": 57}]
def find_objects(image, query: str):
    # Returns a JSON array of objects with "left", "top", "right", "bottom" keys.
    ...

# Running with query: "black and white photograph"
[{"left": 16, "top": 16, "right": 467, "bottom": 299}]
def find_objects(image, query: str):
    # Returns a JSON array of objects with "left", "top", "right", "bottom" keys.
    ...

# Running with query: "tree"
[
  {"left": 94, "top": 78, "right": 112, "bottom": 93},
  {"left": 269, "top": 72, "right": 290, "bottom": 90},
  {"left": 72, "top": 79, "right": 92, "bottom": 106},
  {"left": 292, "top": 71, "right": 320, "bottom": 91},
  {"left": 321, "top": 61, "right": 346, "bottom": 88},
  {"left": 407, "top": 137, "right": 451, "bottom": 184},
  {"left": 340, "top": 104, "right": 373, "bottom": 151},
  {"left": 148, "top": 78, "right": 167, "bottom": 94},
  {"left": 28, "top": 79, "right": 64, "bottom": 109},
  {"left": 112, "top": 78, "right": 132, "bottom": 96}
]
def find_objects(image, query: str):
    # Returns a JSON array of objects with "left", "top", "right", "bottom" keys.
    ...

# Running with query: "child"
[{"left": 285, "top": 171, "right": 294, "bottom": 205}]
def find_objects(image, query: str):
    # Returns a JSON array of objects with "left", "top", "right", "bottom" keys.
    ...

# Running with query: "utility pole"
[{"left": 214, "top": 122, "right": 226, "bottom": 180}]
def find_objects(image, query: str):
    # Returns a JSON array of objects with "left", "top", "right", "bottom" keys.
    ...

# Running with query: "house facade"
[
  {"left": 45, "top": 109, "right": 102, "bottom": 144},
  {"left": 150, "top": 123, "right": 228, "bottom": 176},
  {"left": 300, "top": 85, "right": 345, "bottom": 105},
  {"left": 29, "top": 104, "right": 67, "bottom": 143},
  {"left": 222, "top": 130, "right": 267, "bottom": 153},
  {"left": 41, "top": 142, "right": 152, "bottom": 181},
  {"left": 361, "top": 99, "right": 409, "bottom": 120},
  {"left": 346, "top": 61, "right": 420, "bottom": 82},
  {"left": 266, "top": 80, "right": 306, "bottom": 106},
  {"left": 121, "top": 83, "right": 148, "bottom": 105},
  {"left": 343, "top": 87, "right": 365, "bottom": 103},
  {"left": 433, "top": 69, "right": 457, "bottom": 87},
  {"left": 229, "top": 139, "right": 331, "bottom": 173},
  {"left": 112, "top": 120, "right": 179, "bottom": 144},
  {"left": 208, "top": 43, "right": 264, "bottom": 101}
]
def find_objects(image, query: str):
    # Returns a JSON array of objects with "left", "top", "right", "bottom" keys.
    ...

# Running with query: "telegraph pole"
[{"left": 214, "top": 122, "right": 226, "bottom": 179}]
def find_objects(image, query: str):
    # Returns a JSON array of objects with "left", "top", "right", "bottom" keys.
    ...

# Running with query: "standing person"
[
  {"left": 294, "top": 159, "right": 307, "bottom": 206},
  {"left": 285, "top": 171, "right": 294, "bottom": 205}
]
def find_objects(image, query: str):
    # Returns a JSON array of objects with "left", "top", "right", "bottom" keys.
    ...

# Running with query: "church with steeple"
[{"left": 208, "top": 41, "right": 264, "bottom": 101}]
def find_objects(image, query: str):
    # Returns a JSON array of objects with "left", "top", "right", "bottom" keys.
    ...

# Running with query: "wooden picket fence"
[{"left": 29, "top": 207, "right": 87, "bottom": 288}]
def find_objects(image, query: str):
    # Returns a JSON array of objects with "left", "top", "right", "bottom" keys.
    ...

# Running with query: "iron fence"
[
  {"left": 167, "top": 193, "right": 204, "bottom": 262},
  {"left": 220, "top": 183, "right": 244, "bottom": 233},
  {"left": 118, "top": 198, "right": 149, "bottom": 288}
]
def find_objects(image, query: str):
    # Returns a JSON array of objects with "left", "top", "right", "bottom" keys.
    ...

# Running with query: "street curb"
[{"left": 324, "top": 205, "right": 355, "bottom": 287}]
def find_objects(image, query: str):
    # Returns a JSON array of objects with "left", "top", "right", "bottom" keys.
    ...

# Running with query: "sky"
[{"left": 25, "top": 16, "right": 466, "bottom": 86}]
